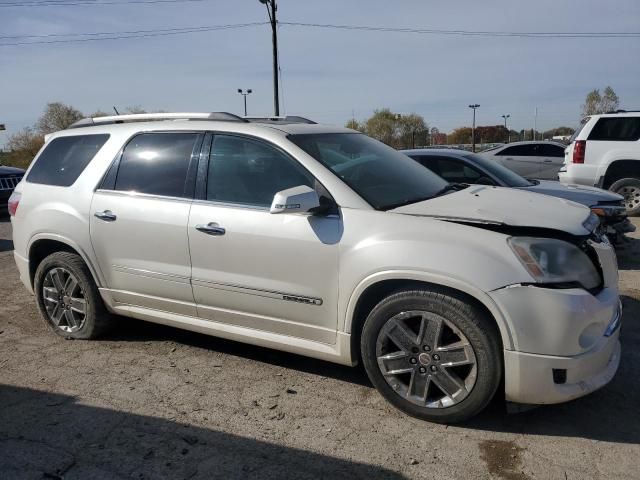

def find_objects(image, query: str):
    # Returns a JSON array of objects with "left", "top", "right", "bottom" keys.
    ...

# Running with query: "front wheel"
[
  {"left": 361, "top": 289, "right": 502, "bottom": 424},
  {"left": 609, "top": 177, "right": 640, "bottom": 216}
]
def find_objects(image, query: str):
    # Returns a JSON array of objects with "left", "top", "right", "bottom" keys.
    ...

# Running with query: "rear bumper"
[
  {"left": 14, "top": 251, "right": 33, "bottom": 294},
  {"left": 558, "top": 164, "right": 600, "bottom": 187}
]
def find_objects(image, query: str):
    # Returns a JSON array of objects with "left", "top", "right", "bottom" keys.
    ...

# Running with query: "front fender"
[{"left": 343, "top": 269, "right": 515, "bottom": 350}]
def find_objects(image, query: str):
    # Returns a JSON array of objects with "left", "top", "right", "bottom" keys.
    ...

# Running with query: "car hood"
[
  {"left": 518, "top": 180, "right": 623, "bottom": 207},
  {"left": 0, "top": 165, "right": 25, "bottom": 175},
  {"left": 390, "top": 185, "right": 593, "bottom": 236}
]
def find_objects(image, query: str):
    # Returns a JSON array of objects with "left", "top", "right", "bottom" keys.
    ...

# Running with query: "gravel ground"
[{"left": 1, "top": 216, "right": 639, "bottom": 480}]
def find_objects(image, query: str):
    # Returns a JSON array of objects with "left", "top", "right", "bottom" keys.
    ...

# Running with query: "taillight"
[
  {"left": 573, "top": 140, "right": 586, "bottom": 164},
  {"left": 8, "top": 191, "right": 21, "bottom": 216}
]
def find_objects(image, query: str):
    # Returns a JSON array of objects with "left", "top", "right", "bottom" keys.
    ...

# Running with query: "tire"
[
  {"left": 609, "top": 177, "right": 640, "bottom": 216},
  {"left": 360, "top": 289, "right": 502, "bottom": 424},
  {"left": 34, "top": 251, "right": 112, "bottom": 339}
]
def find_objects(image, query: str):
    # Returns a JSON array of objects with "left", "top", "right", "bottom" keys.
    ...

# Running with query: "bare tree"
[
  {"left": 36, "top": 102, "right": 84, "bottom": 134},
  {"left": 581, "top": 86, "right": 620, "bottom": 117},
  {"left": 6, "top": 127, "right": 45, "bottom": 168}
]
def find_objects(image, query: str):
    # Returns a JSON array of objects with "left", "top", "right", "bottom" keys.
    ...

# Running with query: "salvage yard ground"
[{"left": 1, "top": 217, "right": 639, "bottom": 480}]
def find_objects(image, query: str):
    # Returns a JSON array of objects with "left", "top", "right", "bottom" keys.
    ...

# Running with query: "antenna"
[{"left": 113, "top": 106, "right": 120, "bottom": 115}]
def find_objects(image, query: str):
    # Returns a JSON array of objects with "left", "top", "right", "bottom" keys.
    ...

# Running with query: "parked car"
[
  {"left": 0, "top": 163, "right": 25, "bottom": 215},
  {"left": 479, "top": 141, "right": 567, "bottom": 180},
  {"left": 560, "top": 111, "right": 640, "bottom": 215},
  {"left": 10, "top": 113, "right": 621, "bottom": 423},
  {"left": 402, "top": 148, "right": 634, "bottom": 242}
]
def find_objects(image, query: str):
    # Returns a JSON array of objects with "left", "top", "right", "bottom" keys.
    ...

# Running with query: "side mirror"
[{"left": 270, "top": 185, "right": 321, "bottom": 214}]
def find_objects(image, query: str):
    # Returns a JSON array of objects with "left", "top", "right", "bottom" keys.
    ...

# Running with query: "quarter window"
[
  {"left": 114, "top": 133, "right": 198, "bottom": 198},
  {"left": 539, "top": 144, "right": 565, "bottom": 157},
  {"left": 588, "top": 117, "right": 640, "bottom": 141},
  {"left": 206, "top": 135, "right": 314, "bottom": 207},
  {"left": 27, "top": 134, "right": 110, "bottom": 187}
]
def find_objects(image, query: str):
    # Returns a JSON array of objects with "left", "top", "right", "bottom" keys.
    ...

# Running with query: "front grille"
[{"left": 0, "top": 176, "right": 22, "bottom": 190}]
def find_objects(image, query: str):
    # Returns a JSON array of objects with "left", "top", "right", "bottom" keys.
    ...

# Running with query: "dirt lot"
[{"left": 1, "top": 216, "right": 639, "bottom": 480}]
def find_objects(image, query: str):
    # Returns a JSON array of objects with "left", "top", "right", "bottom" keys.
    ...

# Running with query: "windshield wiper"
[
  {"left": 382, "top": 183, "right": 469, "bottom": 210},
  {"left": 432, "top": 183, "right": 469, "bottom": 197}
]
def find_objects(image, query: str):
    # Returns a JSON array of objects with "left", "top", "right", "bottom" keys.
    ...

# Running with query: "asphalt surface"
[{"left": 1, "top": 216, "right": 639, "bottom": 480}]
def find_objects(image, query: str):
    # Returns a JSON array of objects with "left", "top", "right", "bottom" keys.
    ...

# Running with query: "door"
[
  {"left": 188, "top": 133, "right": 341, "bottom": 344},
  {"left": 90, "top": 132, "right": 202, "bottom": 316},
  {"left": 494, "top": 144, "right": 541, "bottom": 178},
  {"left": 538, "top": 143, "right": 566, "bottom": 179}
]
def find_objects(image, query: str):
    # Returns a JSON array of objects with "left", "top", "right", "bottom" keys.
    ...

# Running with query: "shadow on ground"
[
  {"left": 0, "top": 385, "right": 405, "bottom": 480},
  {"left": 616, "top": 236, "right": 640, "bottom": 270},
  {"left": 102, "top": 293, "right": 640, "bottom": 446}
]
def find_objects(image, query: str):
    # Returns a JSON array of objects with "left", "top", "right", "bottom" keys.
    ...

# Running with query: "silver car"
[{"left": 479, "top": 141, "right": 567, "bottom": 180}]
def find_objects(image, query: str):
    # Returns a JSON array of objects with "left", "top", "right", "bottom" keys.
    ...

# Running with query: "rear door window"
[
  {"left": 114, "top": 132, "right": 199, "bottom": 198},
  {"left": 539, "top": 144, "right": 565, "bottom": 157},
  {"left": 27, "top": 134, "right": 110, "bottom": 186},
  {"left": 587, "top": 117, "right": 640, "bottom": 141}
]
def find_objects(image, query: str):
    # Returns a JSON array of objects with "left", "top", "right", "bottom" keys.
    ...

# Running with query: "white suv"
[
  {"left": 10, "top": 113, "right": 622, "bottom": 423},
  {"left": 560, "top": 111, "right": 640, "bottom": 214}
]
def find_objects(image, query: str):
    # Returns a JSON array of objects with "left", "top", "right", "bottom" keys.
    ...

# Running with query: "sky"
[{"left": 1, "top": 0, "right": 640, "bottom": 146}]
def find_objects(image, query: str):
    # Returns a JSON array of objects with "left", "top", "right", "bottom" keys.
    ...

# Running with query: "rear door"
[
  {"left": 538, "top": 143, "right": 566, "bottom": 179},
  {"left": 187, "top": 133, "right": 341, "bottom": 344},
  {"left": 90, "top": 132, "right": 202, "bottom": 316},
  {"left": 494, "top": 144, "right": 541, "bottom": 178}
]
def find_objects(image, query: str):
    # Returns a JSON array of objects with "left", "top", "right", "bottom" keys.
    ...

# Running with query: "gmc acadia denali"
[{"left": 9, "top": 112, "right": 622, "bottom": 423}]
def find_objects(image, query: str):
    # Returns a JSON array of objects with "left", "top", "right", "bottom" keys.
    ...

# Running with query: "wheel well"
[
  {"left": 603, "top": 160, "right": 640, "bottom": 189},
  {"left": 349, "top": 279, "right": 503, "bottom": 365},
  {"left": 28, "top": 239, "right": 80, "bottom": 287}
]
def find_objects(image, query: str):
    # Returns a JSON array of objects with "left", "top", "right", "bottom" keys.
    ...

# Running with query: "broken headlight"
[{"left": 508, "top": 237, "right": 601, "bottom": 290}]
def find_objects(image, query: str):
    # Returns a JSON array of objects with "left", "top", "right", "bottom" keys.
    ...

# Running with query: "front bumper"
[{"left": 490, "top": 281, "right": 621, "bottom": 405}]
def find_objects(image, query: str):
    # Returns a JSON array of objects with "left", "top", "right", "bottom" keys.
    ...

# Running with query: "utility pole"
[
  {"left": 468, "top": 104, "right": 480, "bottom": 152},
  {"left": 501, "top": 114, "right": 511, "bottom": 143},
  {"left": 237, "top": 88, "right": 252, "bottom": 116},
  {"left": 533, "top": 107, "right": 538, "bottom": 141},
  {"left": 259, "top": 0, "right": 279, "bottom": 116}
]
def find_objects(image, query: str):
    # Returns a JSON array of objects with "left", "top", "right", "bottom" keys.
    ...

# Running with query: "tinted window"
[
  {"left": 27, "top": 134, "right": 109, "bottom": 186},
  {"left": 539, "top": 144, "right": 565, "bottom": 157},
  {"left": 497, "top": 144, "right": 539, "bottom": 156},
  {"left": 461, "top": 153, "right": 532, "bottom": 187},
  {"left": 289, "top": 133, "right": 448, "bottom": 210},
  {"left": 207, "top": 135, "right": 314, "bottom": 207},
  {"left": 115, "top": 133, "right": 198, "bottom": 198},
  {"left": 588, "top": 117, "right": 640, "bottom": 141},
  {"left": 433, "top": 157, "right": 494, "bottom": 184}
]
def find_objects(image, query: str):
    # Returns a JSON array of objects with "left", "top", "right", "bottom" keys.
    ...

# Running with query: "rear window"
[
  {"left": 27, "top": 134, "right": 110, "bottom": 186},
  {"left": 588, "top": 117, "right": 640, "bottom": 141}
]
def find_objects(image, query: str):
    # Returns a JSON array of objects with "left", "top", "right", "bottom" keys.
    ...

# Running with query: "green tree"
[
  {"left": 36, "top": 102, "right": 84, "bottom": 134},
  {"left": 581, "top": 86, "right": 620, "bottom": 117},
  {"left": 345, "top": 118, "right": 365, "bottom": 132},
  {"left": 6, "top": 127, "right": 44, "bottom": 169},
  {"left": 350, "top": 109, "right": 428, "bottom": 148},
  {"left": 447, "top": 127, "right": 472, "bottom": 145}
]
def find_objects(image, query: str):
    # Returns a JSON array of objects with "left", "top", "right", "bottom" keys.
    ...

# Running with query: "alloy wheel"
[
  {"left": 618, "top": 185, "right": 640, "bottom": 211},
  {"left": 376, "top": 310, "right": 477, "bottom": 408},
  {"left": 42, "top": 267, "right": 87, "bottom": 333}
]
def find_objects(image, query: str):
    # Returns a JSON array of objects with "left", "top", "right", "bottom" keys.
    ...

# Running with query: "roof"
[{"left": 401, "top": 148, "right": 468, "bottom": 156}]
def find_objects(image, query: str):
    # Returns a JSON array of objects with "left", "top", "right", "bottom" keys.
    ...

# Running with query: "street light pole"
[
  {"left": 259, "top": 0, "right": 279, "bottom": 116},
  {"left": 237, "top": 89, "right": 253, "bottom": 116},
  {"left": 468, "top": 104, "right": 480, "bottom": 152},
  {"left": 501, "top": 114, "right": 511, "bottom": 143}
]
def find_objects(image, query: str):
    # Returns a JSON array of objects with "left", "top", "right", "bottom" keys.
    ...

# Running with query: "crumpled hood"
[
  {"left": 390, "top": 185, "right": 593, "bottom": 236},
  {"left": 518, "top": 180, "right": 623, "bottom": 207}
]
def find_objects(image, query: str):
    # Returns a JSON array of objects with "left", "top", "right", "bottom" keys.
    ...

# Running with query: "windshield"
[
  {"left": 461, "top": 153, "right": 533, "bottom": 187},
  {"left": 288, "top": 133, "right": 449, "bottom": 210}
]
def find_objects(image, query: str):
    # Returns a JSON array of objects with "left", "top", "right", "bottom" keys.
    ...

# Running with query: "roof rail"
[
  {"left": 68, "top": 112, "right": 247, "bottom": 129},
  {"left": 605, "top": 109, "right": 640, "bottom": 114},
  {"left": 244, "top": 115, "right": 317, "bottom": 125}
]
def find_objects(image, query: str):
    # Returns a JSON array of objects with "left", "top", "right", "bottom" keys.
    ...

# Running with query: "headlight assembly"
[{"left": 508, "top": 237, "right": 601, "bottom": 290}]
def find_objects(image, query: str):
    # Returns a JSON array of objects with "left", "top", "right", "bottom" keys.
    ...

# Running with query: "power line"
[
  {"left": 280, "top": 21, "right": 640, "bottom": 38},
  {"left": 0, "top": 22, "right": 267, "bottom": 46},
  {"left": 0, "top": 0, "right": 207, "bottom": 7}
]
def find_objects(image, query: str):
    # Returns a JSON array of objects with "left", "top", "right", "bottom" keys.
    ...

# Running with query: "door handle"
[
  {"left": 196, "top": 222, "right": 226, "bottom": 236},
  {"left": 94, "top": 210, "right": 117, "bottom": 222}
]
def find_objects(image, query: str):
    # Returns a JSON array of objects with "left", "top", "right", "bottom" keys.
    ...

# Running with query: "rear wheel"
[
  {"left": 609, "top": 177, "right": 640, "bottom": 216},
  {"left": 34, "top": 252, "right": 112, "bottom": 339},
  {"left": 361, "top": 289, "right": 501, "bottom": 423}
]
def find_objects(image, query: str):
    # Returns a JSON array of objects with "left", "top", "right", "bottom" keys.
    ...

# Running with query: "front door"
[
  {"left": 495, "top": 144, "right": 541, "bottom": 178},
  {"left": 90, "top": 132, "right": 202, "bottom": 316},
  {"left": 538, "top": 143, "right": 566, "bottom": 179},
  {"left": 188, "top": 133, "right": 341, "bottom": 344}
]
